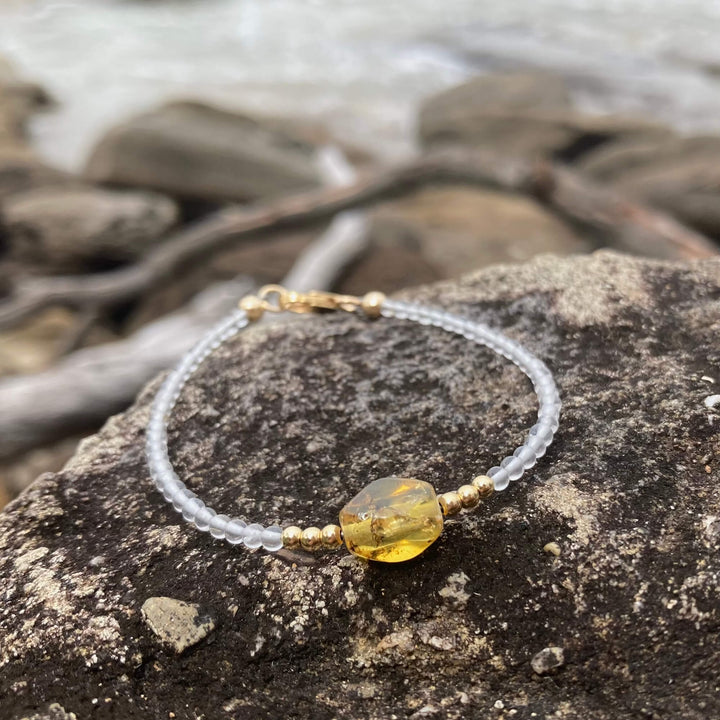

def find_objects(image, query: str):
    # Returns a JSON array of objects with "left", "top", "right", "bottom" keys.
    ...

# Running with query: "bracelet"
[{"left": 146, "top": 285, "right": 561, "bottom": 563}]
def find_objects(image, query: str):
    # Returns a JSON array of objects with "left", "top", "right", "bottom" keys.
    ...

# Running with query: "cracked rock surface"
[{"left": 1, "top": 251, "right": 719, "bottom": 719}]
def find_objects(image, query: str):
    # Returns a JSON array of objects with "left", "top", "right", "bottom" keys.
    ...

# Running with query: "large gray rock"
[
  {"left": 4, "top": 186, "right": 179, "bottom": 271},
  {"left": 1, "top": 252, "right": 719, "bottom": 719},
  {"left": 419, "top": 72, "right": 672, "bottom": 161},
  {"left": 85, "top": 101, "right": 322, "bottom": 203}
]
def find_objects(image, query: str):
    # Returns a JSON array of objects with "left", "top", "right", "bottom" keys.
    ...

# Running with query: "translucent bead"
[
  {"left": 488, "top": 466, "right": 510, "bottom": 492},
  {"left": 529, "top": 423, "right": 554, "bottom": 445},
  {"left": 181, "top": 497, "right": 204, "bottom": 522},
  {"left": 261, "top": 525, "right": 283, "bottom": 552},
  {"left": 501, "top": 455, "right": 524, "bottom": 481},
  {"left": 513, "top": 445, "right": 537, "bottom": 470},
  {"left": 225, "top": 518, "right": 247, "bottom": 545},
  {"left": 527, "top": 432, "right": 547, "bottom": 451},
  {"left": 243, "top": 523, "right": 264, "bottom": 549},
  {"left": 161, "top": 482, "right": 176, "bottom": 502},
  {"left": 193, "top": 505, "right": 216, "bottom": 531},
  {"left": 172, "top": 488, "right": 195, "bottom": 512},
  {"left": 209, "top": 514, "right": 230, "bottom": 539}
]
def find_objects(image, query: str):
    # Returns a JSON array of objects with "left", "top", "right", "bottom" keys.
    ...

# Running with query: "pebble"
[
  {"left": 531, "top": 646, "right": 565, "bottom": 675},
  {"left": 543, "top": 541, "right": 561, "bottom": 556},
  {"left": 141, "top": 596, "right": 215, "bottom": 654}
]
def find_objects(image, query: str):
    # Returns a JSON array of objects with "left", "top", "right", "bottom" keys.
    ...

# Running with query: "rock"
[
  {"left": 579, "top": 135, "right": 720, "bottom": 239},
  {"left": 141, "top": 597, "right": 215, "bottom": 654},
  {"left": 0, "top": 308, "right": 116, "bottom": 376},
  {"left": 531, "top": 646, "right": 565, "bottom": 675},
  {"left": 257, "top": 114, "right": 379, "bottom": 169},
  {"left": 1, "top": 251, "right": 719, "bottom": 719},
  {"left": 85, "top": 101, "right": 321, "bottom": 203},
  {"left": 0, "top": 481, "right": 8, "bottom": 513},
  {"left": 0, "top": 56, "right": 70, "bottom": 201},
  {"left": 0, "top": 159, "right": 74, "bottom": 202},
  {"left": 19, "top": 704, "right": 76, "bottom": 720},
  {"left": 419, "top": 72, "right": 672, "bottom": 161},
  {"left": 0, "top": 436, "right": 83, "bottom": 511},
  {"left": 4, "top": 187, "right": 179, "bottom": 271},
  {"left": 0, "top": 54, "right": 52, "bottom": 150},
  {"left": 355, "top": 186, "right": 590, "bottom": 290},
  {"left": 543, "top": 541, "right": 562, "bottom": 556}
]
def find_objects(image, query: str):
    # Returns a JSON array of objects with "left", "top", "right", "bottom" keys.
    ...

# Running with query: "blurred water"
[{"left": 1, "top": 0, "right": 720, "bottom": 169}]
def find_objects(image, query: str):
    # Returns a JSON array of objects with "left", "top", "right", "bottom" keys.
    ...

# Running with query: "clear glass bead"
[
  {"left": 225, "top": 518, "right": 247, "bottom": 545},
  {"left": 181, "top": 497, "right": 204, "bottom": 522},
  {"left": 243, "top": 523, "right": 264, "bottom": 549},
  {"left": 261, "top": 526, "right": 283, "bottom": 552},
  {"left": 193, "top": 505, "right": 216, "bottom": 531},
  {"left": 501, "top": 455, "right": 524, "bottom": 481},
  {"left": 172, "top": 488, "right": 195, "bottom": 512},
  {"left": 488, "top": 466, "right": 510, "bottom": 491},
  {"left": 209, "top": 514, "right": 230, "bottom": 539}
]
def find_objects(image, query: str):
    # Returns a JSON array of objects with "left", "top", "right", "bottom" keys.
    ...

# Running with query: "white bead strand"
[
  {"left": 380, "top": 300, "right": 561, "bottom": 493},
  {"left": 146, "top": 297, "right": 560, "bottom": 552}
]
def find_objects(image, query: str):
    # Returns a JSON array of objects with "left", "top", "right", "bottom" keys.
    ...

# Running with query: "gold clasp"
[
  {"left": 258, "top": 285, "right": 362, "bottom": 314},
  {"left": 240, "top": 284, "right": 387, "bottom": 322}
]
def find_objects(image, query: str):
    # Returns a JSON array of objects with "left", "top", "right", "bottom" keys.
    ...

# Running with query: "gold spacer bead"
[
  {"left": 438, "top": 491, "right": 462, "bottom": 516},
  {"left": 361, "top": 291, "right": 386, "bottom": 319},
  {"left": 300, "top": 526, "right": 323, "bottom": 551},
  {"left": 321, "top": 524, "right": 343, "bottom": 549},
  {"left": 282, "top": 526, "right": 303, "bottom": 549},
  {"left": 457, "top": 484, "right": 480, "bottom": 509},
  {"left": 240, "top": 295, "right": 265, "bottom": 322},
  {"left": 471, "top": 475, "right": 495, "bottom": 499}
]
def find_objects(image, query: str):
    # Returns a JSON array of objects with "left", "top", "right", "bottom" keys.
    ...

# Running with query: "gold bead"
[
  {"left": 282, "top": 526, "right": 303, "bottom": 549},
  {"left": 471, "top": 475, "right": 495, "bottom": 499},
  {"left": 240, "top": 295, "right": 265, "bottom": 322},
  {"left": 361, "top": 291, "right": 386, "bottom": 319},
  {"left": 457, "top": 484, "right": 480, "bottom": 508},
  {"left": 300, "top": 526, "right": 323, "bottom": 550},
  {"left": 321, "top": 524, "right": 343, "bottom": 548},
  {"left": 438, "top": 491, "right": 462, "bottom": 516}
]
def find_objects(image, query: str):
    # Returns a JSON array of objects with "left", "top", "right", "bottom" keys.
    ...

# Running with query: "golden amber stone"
[{"left": 339, "top": 477, "right": 443, "bottom": 562}]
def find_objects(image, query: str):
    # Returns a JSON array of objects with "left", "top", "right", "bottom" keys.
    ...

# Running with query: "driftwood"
[
  {"left": 0, "top": 278, "right": 253, "bottom": 459},
  {"left": 0, "top": 150, "right": 715, "bottom": 333},
  {"left": 282, "top": 146, "right": 369, "bottom": 292},
  {"left": 0, "top": 148, "right": 370, "bottom": 460}
]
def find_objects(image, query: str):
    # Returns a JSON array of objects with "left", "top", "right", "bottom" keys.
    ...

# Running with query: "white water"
[{"left": 1, "top": 0, "right": 720, "bottom": 169}]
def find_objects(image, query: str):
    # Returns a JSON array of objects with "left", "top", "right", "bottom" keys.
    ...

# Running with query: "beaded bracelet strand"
[{"left": 146, "top": 286, "right": 561, "bottom": 563}]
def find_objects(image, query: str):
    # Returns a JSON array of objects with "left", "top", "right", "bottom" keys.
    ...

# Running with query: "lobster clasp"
[
  {"left": 240, "top": 285, "right": 370, "bottom": 321},
  {"left": 261, "top": 285, "right": 361, "bottom": 314}
]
